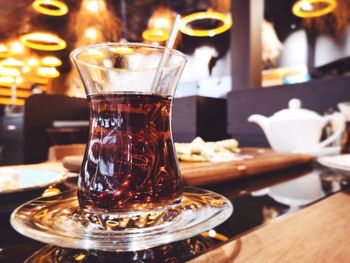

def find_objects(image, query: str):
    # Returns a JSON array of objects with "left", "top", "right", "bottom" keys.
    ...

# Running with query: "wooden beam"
[{"left": 231, "top": 0, "right": 263, "bottom": 90}]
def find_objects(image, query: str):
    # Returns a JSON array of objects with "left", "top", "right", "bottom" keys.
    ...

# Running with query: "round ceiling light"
[
  {"left": 16, "top": 76, "right": 24, "bottom": 85},
  {"left": 27, "top": 58, "right": 40, "bottom": 67},
  {"left": 41, "top": 56, "right": 62, "bottom": 67},
  {"left": 0, "top": 45, "right": 11, "bottom": 58},
  {"left": 32, "top": 0, "right": 69, "bottom": 16},
  {"left": 84, "top": 27, "right": 98, "bottom": 40},
  {"left": 37, "top": 67, "right": 60, "bottom": 78},
  {"left": 142, "top": 28, "right": 169, "bottom": 42},
  {"left": 83, "top": 0, "right": 103, "bottom": 13},
  {"left": 10, "top": 41, "right": 25, "bottom": 54},
  {"left": 0, "top": 66, "right": 21, "bottom": 77},
  {"left": 0, "top": 76, "right": 15, "bottom": 85},
  {"left": 20, "top": 32, "right": 67, "bottom": 51},
  {"left": 1, "top": 58, "right": 25, "bottom": 67},
  {"left": 22, "top": 66, "right": 30, "bottom": 73},
  {"left": 180, "top": 11, "right": 233, "bottom": 37},
  {"left": 292, "top": 0, "right": 337, "bottom": 18}
]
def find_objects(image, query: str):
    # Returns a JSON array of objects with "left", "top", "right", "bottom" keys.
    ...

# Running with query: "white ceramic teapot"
[{"left": 248, "top": 98, "right": 345, "bottom": 153}]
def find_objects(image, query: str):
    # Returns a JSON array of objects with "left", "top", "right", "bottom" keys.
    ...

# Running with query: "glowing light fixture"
[
  {"left": 85, "top": 27, "right": 98, "bottom": 39},
  {"left": 1, "top": 58, "right": 25, "bottom": 67},
  {"left": 0, "top": 45, "right": 11, "bottom": 58},
  {"left": 20, "top": 32, "right": 67, "bottom": 51},
  {"left": 28, "top": 58, "right": 39, "bottom": 66},
  {"left": 32, "top": 0, "right": 69, "bottom": 16},
  {"left": 22, "top": 66, "right": 30, "bottom": 73},
  {"left": 292, "top": 0, "right": 337, "bottom": 18},
  {"left": 0, "top": 67, "right": 21, "bottom": 77},
  {"left": 147, "top": 6, "right": 175, "bottom": 33},
  {"left": 301, "top": 1, "right": 313, "bottom": 11},
  {"left": 0, "top": 45, "right": 7, "bottom": 53},
  {"left": 16, "top": 76, "right": 24, "bottom": 85},
  {"left": 180, "top": 11, "right": 233, "bottom": 37},
  {"left": 0, "top": 76, "right": 15, "bottom": 85},
  {"left": 153, "top": 17, "right": 171, "bottom": 29},
  {"left": 84, "top": 0, "right": 101, "bottom": 13},
  {"left": 41, "top": 56, "right": 62, "bottom": 67},
  {"left": 142, "top": 28, "right": 169, "bottom": 42},
  {"left": 10, "top": 41, "right": 25, "bottom": 54},
  {"left": 37, "top": 67, "right": 60, "bottom": 78}
]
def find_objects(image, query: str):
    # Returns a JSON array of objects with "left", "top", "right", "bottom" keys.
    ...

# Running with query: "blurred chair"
[
  {"left": 48, "top": 143, "right": 86, "bottom": 161},
  {"left": 23, "top": 94, "right": 89, "bottom": 164}
]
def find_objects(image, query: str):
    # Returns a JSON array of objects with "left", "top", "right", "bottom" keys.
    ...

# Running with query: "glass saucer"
[
  {"left": 26, "top": 232, "right": 224, "bottom": 263},
  {"left": 11, "top": 187, "right": 233, "bottom": 252}
]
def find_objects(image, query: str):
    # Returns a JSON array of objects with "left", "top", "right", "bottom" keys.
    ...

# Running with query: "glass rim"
[{"left": 70, "top": 42, "right": 187, "bottom": 72}]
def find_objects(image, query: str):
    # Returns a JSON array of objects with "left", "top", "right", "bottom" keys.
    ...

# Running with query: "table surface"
[{"left": 0, "top": 162, "right": 349, "bottom": 262}]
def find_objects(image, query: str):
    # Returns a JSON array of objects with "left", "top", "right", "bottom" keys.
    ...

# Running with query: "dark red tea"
[{"left": 78, "top": 93, "right": 183, "bottom": 212}]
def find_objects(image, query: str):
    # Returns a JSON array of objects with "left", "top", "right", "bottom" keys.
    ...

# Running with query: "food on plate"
[
  {"left": 0, "top": 168, "right": 20, "bottom": 192},
  {"left": 175, "top": 137, "right": 240, "bottom": 162}
]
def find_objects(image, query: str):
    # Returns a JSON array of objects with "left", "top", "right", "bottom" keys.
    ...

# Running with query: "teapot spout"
[{"left": 248, "top": 114, "right": 269, "bottom": 133}]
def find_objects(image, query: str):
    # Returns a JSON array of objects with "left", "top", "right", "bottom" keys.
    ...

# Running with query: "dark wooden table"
[{"left": 0, "top": 162, "right": 349, "bottom": 262}]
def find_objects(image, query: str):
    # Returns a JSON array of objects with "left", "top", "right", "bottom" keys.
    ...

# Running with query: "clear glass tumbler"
[{"left": 71, "top": 43, "right": 186, "bottom": 214}]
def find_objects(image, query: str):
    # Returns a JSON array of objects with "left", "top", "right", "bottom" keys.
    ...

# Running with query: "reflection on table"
[{"left": 0, "top": 163, "right": 350, "bottom": 262}]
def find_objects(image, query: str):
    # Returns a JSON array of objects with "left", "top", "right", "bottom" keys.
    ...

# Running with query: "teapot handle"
[{"left": 318, "top": 115, "right": 345, "bottom": 148}]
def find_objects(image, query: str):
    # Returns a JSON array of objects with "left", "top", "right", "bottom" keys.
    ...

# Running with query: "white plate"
[
  {"left": 317, "top": 154, "right": 350, "bottom": 174},
  {"left": 267, "top": 171, "right": 325, "bottom": 207},
  {"left": 252, "top": 171, "right": 325, "bottom": 207},
  {"left": 0, "top": 168, "right": 65, "bottom": 194},
  {"left": 293, "top": 146, "right": 341, "bottom": 158}
]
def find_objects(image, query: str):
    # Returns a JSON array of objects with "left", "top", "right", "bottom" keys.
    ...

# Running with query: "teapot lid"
[{"left": 272, "top": 98, "right": 321, "bottom": 120}]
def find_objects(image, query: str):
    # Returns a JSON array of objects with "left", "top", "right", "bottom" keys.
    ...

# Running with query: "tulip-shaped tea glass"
[
  {"left": 11, "top": 44, "right": 232, "bottom": 250},
  {"left": 10, "top": 45, "right": 232, "bottom": 250},
  {"left": 71, "top": 43, "right": 186, "bottom": 216}
]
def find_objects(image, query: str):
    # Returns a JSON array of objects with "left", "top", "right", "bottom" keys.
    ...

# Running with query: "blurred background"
[
  {"left": 1, "top": 0, "right": 350, "bottom": 164},
  {"left": 2, "top": 0, "right": 349, "bottom": 102}
]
